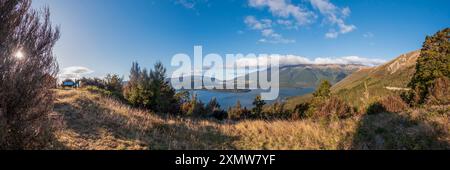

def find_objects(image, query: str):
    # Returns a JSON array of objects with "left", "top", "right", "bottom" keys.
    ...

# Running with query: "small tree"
[
  {"left": 149, "top": 62, "right": 177, "bottom": 113},
  {"left": 124, "top": 62, "right": 142, "bottom": 107},
  {"left": 0, "top": 0, "right": 60, "bottom": 149},
  {"left": 252, "top": 95, "right": 266, "bottom": 118},
  {"left": 313, "top": 80, "right": 332, "bottom": 99},
  {"left": 123, "top": 61, "right": 178, "bottom": 114},
  {"left": 105, "top": 74, "right": 123, "bottom": 92},
  {"left": 185, "top": 93, "right": 206, "bottom": 117}
]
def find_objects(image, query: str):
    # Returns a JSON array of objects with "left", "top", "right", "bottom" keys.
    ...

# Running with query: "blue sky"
[{"left": 32, "top": 0, "right": 450, "bottom": 79}]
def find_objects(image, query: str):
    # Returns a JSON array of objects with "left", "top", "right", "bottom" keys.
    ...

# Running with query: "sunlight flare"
[{"left": 14, "top": 50, "right": 25, "bottom": 59}]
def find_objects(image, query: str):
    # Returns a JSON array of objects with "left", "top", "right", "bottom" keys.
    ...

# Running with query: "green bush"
[
  {"left": 408, "top": 28, "right": 450, "bottom": 105},
  {"left": 123, "top": 62, "right": 178, "bottom": 114}
]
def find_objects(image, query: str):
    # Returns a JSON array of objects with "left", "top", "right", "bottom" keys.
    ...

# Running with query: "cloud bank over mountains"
[{"left": 234, "top": 54, "right": 385, "bottom": 68}]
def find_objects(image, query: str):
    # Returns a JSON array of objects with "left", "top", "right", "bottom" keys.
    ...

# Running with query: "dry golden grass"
[
  {"left": 50, "top": 89, "right": 233, "bottom": 150},
  {"left": 48, "top": 89, "right": 449, "bottom": 150}
]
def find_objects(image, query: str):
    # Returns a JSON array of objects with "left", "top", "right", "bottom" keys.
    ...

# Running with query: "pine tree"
[
  {"left": 408, "top": 28, "right": 450, "bottom": 104},
  {"left": 124, "top": 62, "right": 142, "bottom": 106}
]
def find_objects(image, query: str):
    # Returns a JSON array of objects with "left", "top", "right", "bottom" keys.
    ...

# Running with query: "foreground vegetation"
[{"left": 48, "top": 88, "right": 449, "bottom": 150}]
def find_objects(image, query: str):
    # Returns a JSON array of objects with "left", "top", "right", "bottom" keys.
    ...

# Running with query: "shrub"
[
  {"left": 80, "top": 74, "right": 124, "bottom": 99},
  {"left": 367, "top": 95, "right": 409, "bottom": 114},
  {"left": 293, "top": 102, "right": 311, "bottom": 120},
  {"left": 266, "top": 101, "right": 291, "bottom": 119},
  {"left": 426, "top": 76, "right": 450, "bottom": 105},
  {"left": 104, "top": 74, "right": 123, "bottom": 95},
  {"left": 86, "top": 85, "right": 114, "bottom": 97},
  {"left": 79, "top": 77, "right": 106, "bottom": 89},
  {"left": 0, "top": 0, "right": 60, "bottom": 149},
  {"left": 314, "top": 97, "right": 356, "bottom": 119},
  {"left": 228, "top": 100, "right": 250, "bottom": 120},
  {"left": 180, "top": 93, "right": 207, "bottom": 117}
]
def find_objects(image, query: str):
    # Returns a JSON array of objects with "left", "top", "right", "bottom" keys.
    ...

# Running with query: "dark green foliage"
[
  {"left": 293, "top": 103, "right": 310, "bottom": 120},
  {"left": 251, "top": 95, "right": 266, "bottom": 118},
  {"left": 408, "top": 28, "right": 450, "bottom": 104},
  {"left": 206, "top": 98, "right": 227, "bottom": 120},
  {"left": 123, "top": 62, "right": 178, "bottom": 114},
  {"left": 124, "top": 62, "right": 142, "bottom": 106}
]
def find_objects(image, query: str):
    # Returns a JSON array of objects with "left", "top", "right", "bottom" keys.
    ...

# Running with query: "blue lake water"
[{"left": 189, "top": 88, "right": 314, "bottom": 109}]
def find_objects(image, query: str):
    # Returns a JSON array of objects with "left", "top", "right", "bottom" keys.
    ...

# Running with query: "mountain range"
[{"left": 170, "top": 64, "right": 367, "bottom": 89}]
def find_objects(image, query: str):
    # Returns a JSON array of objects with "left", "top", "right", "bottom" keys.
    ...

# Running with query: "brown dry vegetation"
[{"left": 46, "top": 89, "right": 449, "bottom": 150}]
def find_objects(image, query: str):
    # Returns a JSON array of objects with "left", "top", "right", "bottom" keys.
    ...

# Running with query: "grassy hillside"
[
  {"left": 47, "top": 88, "right": 449, "bottom": 150},
  {"left": 332, "top": 51, "right": 420, "bottom": 107}
]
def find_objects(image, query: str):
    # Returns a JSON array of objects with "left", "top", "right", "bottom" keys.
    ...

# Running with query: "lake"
[{"left": 189, "top": 88, "right": 314, "bottom": 109}]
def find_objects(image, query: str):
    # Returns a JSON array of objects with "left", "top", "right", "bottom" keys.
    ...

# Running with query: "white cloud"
[
  {"left": 325, "top": 30, "right": 338, "bottom": 39},
  {"left": 249, "top": 0, "right": 316, "bottom": 26},
  {"left": 244, "top": 16, "right": 272, "bottom": 30},
  {"left": 175, "top": 0, "right": 208, "bottom": 9},
  {"left": 341, "top": 7, "right": 351, "bottom": 17},
  {"left": 244, "top": 16, "right": 295, "bottom": 44},
  {"left": 233, "top": 54, "right": 386, "bottom": 68},
  {"left": 310, "top": 0, "right": 356, "bottom": 38},
  {"left": 277, "top": 19, "right": 297, "bottom": 29},
  {"left": 59, "top": 66, "right": 94, "bottom": 80},
  {"left": 247, "top": 0, "right": 356, "bottom": 40},
  {"left": 363, "top": 32, "right": 374, "bottom": 38}
]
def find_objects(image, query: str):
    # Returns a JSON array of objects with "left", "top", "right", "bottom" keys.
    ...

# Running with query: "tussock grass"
[{"left": 48, "top": 89, "right": 449, "bottom": 150}]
